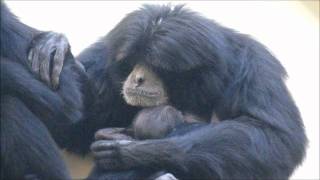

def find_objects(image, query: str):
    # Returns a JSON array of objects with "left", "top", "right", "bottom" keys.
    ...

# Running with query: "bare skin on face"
[{"left": 122, "top": 64, "right": 168, "bottom": 107}]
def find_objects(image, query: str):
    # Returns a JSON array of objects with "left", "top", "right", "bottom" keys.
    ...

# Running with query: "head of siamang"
[{"left": 105, "top": 4, "right": 234, "bottom": 119}]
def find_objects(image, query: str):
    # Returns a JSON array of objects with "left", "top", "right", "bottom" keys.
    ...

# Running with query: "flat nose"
[{"left": 134, "top": 75, "right": 145, "bottom": 87}]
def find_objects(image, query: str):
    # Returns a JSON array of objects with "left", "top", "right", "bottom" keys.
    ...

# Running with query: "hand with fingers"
[
  {"left": 91, "top": 128, "right": 136, "bottom": 170},
  {"left": 91, "top": 139, "right": 136, "bottom": 170},
  {"left": 28, "top": 32, "right": 70, "bottom": 89},
  {"left": 90, "top": 135, "right": 184, "bottom": 172}
]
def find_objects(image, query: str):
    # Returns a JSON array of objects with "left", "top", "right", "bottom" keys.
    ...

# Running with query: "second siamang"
[
  {"left": 1, "top": 3, "right": 88, "bottom": 179},
  {"left": 27, "top": 4, "right": 306, "bottom": 180}
]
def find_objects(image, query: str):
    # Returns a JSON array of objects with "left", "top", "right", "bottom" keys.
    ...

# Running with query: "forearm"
[
  {"left": 159, "top": 119, "right": 305, "bottom": 179},
  {"left": 1, "top": 58, "right": 83, "bottom": 128},
  {"left": 91, "top": 114, "right": 305, "bottom": 179}
]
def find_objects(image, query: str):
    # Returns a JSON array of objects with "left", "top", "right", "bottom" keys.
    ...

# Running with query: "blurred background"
[{"left": 5, "top": 1, "right": 319, "bottom": 179}]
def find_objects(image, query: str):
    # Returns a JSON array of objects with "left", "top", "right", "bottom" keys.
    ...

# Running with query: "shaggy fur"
[
  {"left": 1, "top": 3, "right": 85, "bottom": 179},
  {"left": 3, "top": 3, "right": 306, "bottom": 179},
  {"left": 83, "top": 5, "right": 307, "bottom": 179}
]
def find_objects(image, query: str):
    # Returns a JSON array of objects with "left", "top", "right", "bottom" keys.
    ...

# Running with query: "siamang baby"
[{"left": 96, "top": 105, "right": 191, "bottom": 141}]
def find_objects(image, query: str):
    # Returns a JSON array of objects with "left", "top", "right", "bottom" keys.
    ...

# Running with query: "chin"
[{"left": 123, "top": 93, "right": 167, "bottom": 107}]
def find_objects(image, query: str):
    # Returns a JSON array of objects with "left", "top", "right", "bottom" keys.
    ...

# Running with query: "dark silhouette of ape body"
[{"left": 85, "top": 5, "right": 307, "bottom": 180}]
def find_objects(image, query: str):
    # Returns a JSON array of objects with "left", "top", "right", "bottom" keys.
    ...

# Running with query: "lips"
[{"left": 125, "top": 88, "right": 160, "bottom": 97}]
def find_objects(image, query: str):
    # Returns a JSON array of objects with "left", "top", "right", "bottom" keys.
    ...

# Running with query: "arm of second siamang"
[
  {"left": 1, "top": 3, "right": 87, "bottom": 130},
  {"left": 1, "top": 2, "right": 73, "bottom": 89}
]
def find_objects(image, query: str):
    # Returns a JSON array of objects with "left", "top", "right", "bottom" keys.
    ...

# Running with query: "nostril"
[{"left": 136, "top": 77, "right": 144, "bottom": 85}]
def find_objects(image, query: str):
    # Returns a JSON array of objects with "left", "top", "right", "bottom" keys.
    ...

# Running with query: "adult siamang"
[
  {"left": 27, "top": 4, "right": 307, "bottom": 180},
  {"left": 1, "top": 3, "right": 87, "bottom": 179},
  {"left": 84, "top": 5, "right": 307, "bottom": 180}
]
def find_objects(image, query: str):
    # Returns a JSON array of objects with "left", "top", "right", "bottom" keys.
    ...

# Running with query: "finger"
[
  {"left": 51, "top": 48, "right": 65, "bottom": 89},
  {"left": 95, "top": 128, "right": 126, "bottom": 140},
  {"left": 90, "top": 140, "right": 118, "bottom": 152},
  {"left": 51, "top": 34, "right": 69, "bottom": 88},
  {"left": 110, "top": 134, "right": 134, "bottom": 141},
  {"left": 31, "top": 47, "right": 41, "bottom": 75},
  {"left": 39, "top": 46, "right": 52, "bottom": 87},
  {"left": 154, "top": 173, "right": 178, "bottom": 180},
  {"left": 27, "top": 49, "right": 34, "bottom": 65},
  {"left": 116, "top": 140, "right": 133, "bottom": 145},
  {"left": 95, "top": 133, "right": 118, "bottom": 141},
  {"left": 96, "top": 133, "right": 134, "bottom": 141}
]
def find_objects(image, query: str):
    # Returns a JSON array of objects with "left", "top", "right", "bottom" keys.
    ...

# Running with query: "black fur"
[
  {"left": 83, "top": 5, "right": 307, "bottom": 179},
  {"left": 1, "top": 3, "right": 307, "bottom": 179},
  {"left": 1, "top": 3, "right": 86, "bottom": 179}
]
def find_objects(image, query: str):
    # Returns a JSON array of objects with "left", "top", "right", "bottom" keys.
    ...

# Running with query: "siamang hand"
[
  {"left": 90, "top": 138, "right": 185, "bottom": 171},
  {"left": 91, "top": 139, "right": 135, "bottom": 170},
  {"left": 92, "top": 128, "right": 135, "bottom": 170},
  {"left": 28, "top": 32, "right": 70, "bottom": 89}
]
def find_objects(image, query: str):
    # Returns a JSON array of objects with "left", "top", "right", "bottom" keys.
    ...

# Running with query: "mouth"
[{"left": 124, "top": 88, "right": 160, "bottom": 98}]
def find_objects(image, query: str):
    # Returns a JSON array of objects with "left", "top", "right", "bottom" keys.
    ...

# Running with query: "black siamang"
[
  {"left": 24, "top": 4, "right": 306, "bottom": 180},
  {"left": 83, "top": 5, "right": 307, "bottom": 180},
  {"left": 1, "top": 3, "right": 87, "bottom": 179}
]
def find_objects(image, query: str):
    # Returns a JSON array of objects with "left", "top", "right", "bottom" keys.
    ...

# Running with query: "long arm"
[
  {"left": 92, "top": 112, "right": 305, "bottom": 179},
  {"left": 1, "top": 2, "right": 86, "bottom": 145}
]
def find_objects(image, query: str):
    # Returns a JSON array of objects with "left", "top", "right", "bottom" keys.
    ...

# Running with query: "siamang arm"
[
  {"left": 1, "top": 2, "right": 71, "bottom": 89},
  {"left": 92, "top": 116, "right": 305, "bottom": 179},
  {"left": 1, "top": 2, "right": 86, "bottom": 136}
]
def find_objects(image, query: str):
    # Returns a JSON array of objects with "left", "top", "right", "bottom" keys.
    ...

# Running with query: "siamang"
[
  {"left": 84, "top": 5, "right": 307, "bottom": 180},
  {"left": 1, "top": 3, "right": 87, "bottom": 179},
  {"left": 28, "top": 4, "right": 307, "bottom": 180}
]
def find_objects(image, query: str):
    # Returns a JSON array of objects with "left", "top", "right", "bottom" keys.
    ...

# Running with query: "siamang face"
[{"left": 122, "top": 64, "right": 168, "bottom": 107}]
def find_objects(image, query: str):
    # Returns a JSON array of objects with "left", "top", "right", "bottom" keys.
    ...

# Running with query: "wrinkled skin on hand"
[
  {"left": 95, "top": 128, "right": 135, "bottom": 141},
  {"left": 91, "top": 139, "right": 135, "bottom": 170},
  {"left": 90, "top": 136, "right": 187, "bottom": 172},
  {"left": 28, "top": 32, "right": 70, "bottom": 89},
  {"left": 92, "top": 128, "right": 137, "bottom": 170},
  {"left": 92, "top": 128, "right": 182, "bottom": 180}
]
